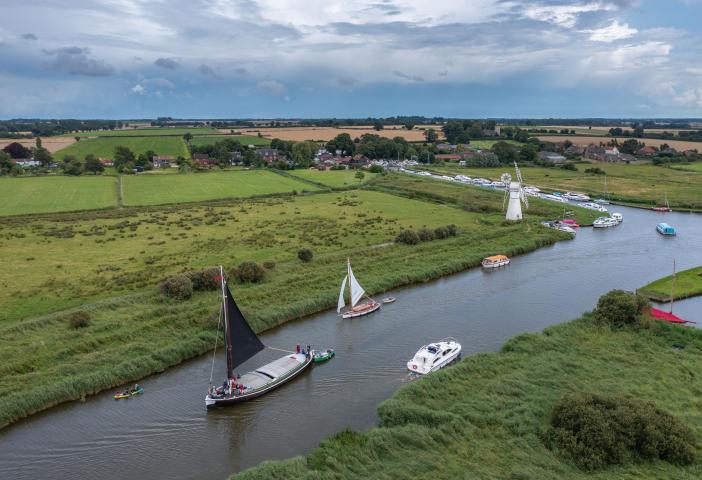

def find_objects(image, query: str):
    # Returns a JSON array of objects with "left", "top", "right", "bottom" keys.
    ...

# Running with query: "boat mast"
[
  {"left": 604, "top": 174, "right": 607, "bottom": 200},
  {"left": 670, "top": 259, "right": 676, "bottom": 314},
  {"left": 220, "top": 265, "right": 233, "bottom": 379},
  {"left": 347, "top": 258, "right": 352, "bottom": 307}
]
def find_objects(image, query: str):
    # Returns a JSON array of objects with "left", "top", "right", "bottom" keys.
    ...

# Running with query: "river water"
[{"left": 1, "top": 205, "right": 701, "bottom": 479}]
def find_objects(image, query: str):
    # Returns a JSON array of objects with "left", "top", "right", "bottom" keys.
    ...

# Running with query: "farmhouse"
[
  {"left": 99, "top": 158, "right": 114, "bottom": 167},
  {"left": 435, "top": 153, "right": 462, "bottom": 161},
  {"left": 193, "top": 153, "right": 216, "bottom": 166},
  {"left": 152, "top": 155, "right": 173, "bottom": 168},
  {"left": 564, "top": 145, "right": 584, "bottom": 156},
  {"left": 255, "top": 147, "right": 284, "bottom": 164},
  {"left": 637, "top": 146, "right": 657, "bottom": 155}
]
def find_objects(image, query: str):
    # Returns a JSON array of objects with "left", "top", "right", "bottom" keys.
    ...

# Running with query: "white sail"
[
  {"left": 348, "top": 264, "right": 365, "bottom": 307},
  {"left": 337, "top": 275, "right": 348, "bottom": 313}
]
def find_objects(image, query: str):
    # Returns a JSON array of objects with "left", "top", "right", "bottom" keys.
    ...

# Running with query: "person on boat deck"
[
  {"left": 306, "top": 345, "right": 311, "bottom": 357},
  {"left": 134, "top": 384, "right": 140, "bottom": 392},
  {"left": 296, "top": 344, "right": 300, "bottom": 354}
]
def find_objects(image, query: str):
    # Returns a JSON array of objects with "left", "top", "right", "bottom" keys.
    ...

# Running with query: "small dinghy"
[
  {"left": 481, "top": 255, "right": 510, "bottom": 268},
  {"left": 313, "top": 349, "right": 335, "bottom": 363},
  {"left": 407, "top": 338, "right": 461, "bottom": 375},
  {"left": 382, "top": 297, "right": 396, "bottom": 304},
  {"left": 113, "top": 385, "right": 144, "bottom": 400}
]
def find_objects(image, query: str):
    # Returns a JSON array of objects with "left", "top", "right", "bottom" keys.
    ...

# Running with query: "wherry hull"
[
  {"left": 206, "top": 353, "right": 312, "bottom": 408},
  {"left": 341, "top": 301, "right": 381, "bottom": 319}
]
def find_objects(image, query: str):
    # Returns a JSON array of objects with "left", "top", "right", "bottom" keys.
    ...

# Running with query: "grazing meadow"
[
  {"left": 188, "top": 135, "right": 271, "bottom": 147},
  {"left": 287, "top": 169, "right": 379, "bottom": 188},
  {"left": 54, "top": 136, "right": 189, "bottom": 161},
  {"left": 420, "top": 163, "right": 702, "bottom": 211},
  {"left": 234, "top": 316, "right": 702, "bottom": 480},
  {"left": 0, "top": 176, "right": 117, "bottom": 215},
  {"left": 0, "top": 174, "right": 594, "bottom": 427}
]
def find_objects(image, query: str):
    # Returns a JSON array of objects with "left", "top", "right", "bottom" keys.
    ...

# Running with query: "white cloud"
[
  {"left": 522, "top": 2, "right": 619, "bottom": 28},
  {"left": 257, "top": 79, "right": 287, "bottom": 96},
  {"left": 131, "top": 83, "right": 146, "bottom": 95},
  {"left": 584, "top": 20, "right": 637, "bottom": 42}
]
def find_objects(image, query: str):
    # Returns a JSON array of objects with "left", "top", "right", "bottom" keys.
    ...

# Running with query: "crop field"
[
  {"left": 286, "top": 169, "right": 379, "bottom": 188},
  {"left": 68, "top": 127, "right": 220, "bottom": 137},
  {"left": 234, "top": 316, "right": 702, "bottom": 479},
  {"left": 121, "top": 170, "right": 319, "bottom": 206},
  {"left": 534, "top": 135, "right": 702, "bottom": 152},
  {"left": 0, "top": 176, "right": 116, "bottom": 216},
  {"left": 188, "top": 135, "right": 271, "bottom": 147},
  {"left": 0, "top": 136, "right": 76, "bottom": 153},
  {"left": 419, "top": 163, "right": 702, "bottom": 210},
  {"left": 54, "top": 136, "right": 189, "bottom": 161},
  {"left": 237, "top": 126, "right": 440, "bottom": 142},
  {"left": 0, "top": 175, "right": 579, "bottom": 427}
]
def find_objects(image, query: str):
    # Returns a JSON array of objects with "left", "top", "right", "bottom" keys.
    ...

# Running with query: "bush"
[
  {"left": 584, "top": 167, "right": 605, "bottom": 175},
  {"left": 187, "top": 267, "right": 220, "bottom": 291},
  {"left": 434, "top": 226, "right": 450, "bottom": 239},
  {"left": 417, "top": 228, "right": 435, "bottom": 242},
  {"left": 446, "top": 224, "right": 458, "bottom": 236},
  {"left": 546, "top": 393, "right": 696, "bottom": 470},
  {"left": 395, "top": 229, "right": 420, "bottom": 245},
  {"left": 593, "top": 289, "right": 649, "bottom": 327},
  {"left": 70, "top": 310, "right": 91, "bottom": 329},
  {"left": 561, "top": 162, "right": 578, "bottom": 171},
  {"left": 297, "top": 248, "right": 314, "bottom": 263},
  {"left": 231, "top": 261, "right": 266, "bottom": 283},
  {"left": 263, "top": 260, "right": 276, "bottom": 270},
  {"left": 159, "top": 274, "right": 193, "bottom": 300},
  {"left": 368, "top": 164, "right": 384, "bottom": 173}
]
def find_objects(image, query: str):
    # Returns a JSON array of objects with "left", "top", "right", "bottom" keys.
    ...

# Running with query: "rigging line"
[
  {"left": 209, "top": 305, "right": 224, "bottom": 385},
  {"left": 266, "top": 346, "right": 296, "bottom": 354}
]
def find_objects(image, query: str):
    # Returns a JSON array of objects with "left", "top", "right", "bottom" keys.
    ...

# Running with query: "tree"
[
  {"left": 183, "top": 132, "right": 193, "bottom": 144},
  {"left": 113, "top": 146, "right": 135, "bottom": 171},
  {"left": 620, "top": 138, "right": 643, "bottom": 155},
  {"left": 84, "top": 154, "right": 104, "bottom": 174},
  {"left": 62, "top": 155, "right": 83, "bottom": 175},
  {"left": 2, "top": 142, "right": 30, "bottom": 159},
  {"left": 404, "top": 122, "right": 415, "bottom": 130},
  {"left": 373, "top": 120, "right": 384, "bottom": 131},
  {"left": 593, "top": 289, "right": 649, "bottom": 327},
  {"left": 326, "top": 133, "right": 354, "bottom": 155},
  {"left": 424, "top": 128, "right": 438, "bottom": 143},
  {"left": 33, "top": 144, "right": 52, "bottom": 166},
  {"left": 355, "top": 170, "right": 365, "bottom": 182},
  {"left": 292, "top": 141, "right": 317, "bottom": 167},
  {"left": 491, "top": 141, "right": 518, "bottom": 164},
  {"left": 74, "top": 136, "right": 81, "bottom": 142},
  {"left": 519, "top": 143, "right": 538, "bottom": 163},
  {"left": 0, "top": 151, "right": 13, "bottom": 174}
]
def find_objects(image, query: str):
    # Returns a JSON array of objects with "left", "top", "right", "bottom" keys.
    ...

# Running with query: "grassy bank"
[
  {"left": 55, "top": 136, "right": 189, "bottom": 161},
  {"left": 639, "top": 266, "right": 702, "bottom": 302},
  {"left": 0, "top": 176, "right": 589, "bottom": 428},
  {"left": 286, "top": 169, "right": 379, "bottom": 188},
  {"left": 419, "top": 163, "right": 702, "bottom": 211},
  {"left": 234, "top": 316, "right": 702, "bottom": 479}
]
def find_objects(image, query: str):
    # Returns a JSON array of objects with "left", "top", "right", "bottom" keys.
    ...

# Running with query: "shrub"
[
  {"left": 593, "top": 289, "right": 649, "bottom": 327},
  {"left": 187, "top": 267, "right": 220, "bottom": 291},
  {"left": 70, "top": 310, "right": 91, "bottom": 329},
  {"left": 159, "top": 274, "right": 193, "bottom": 300},
  {"left": 263, "top": 260, "right": 276, "bottom": 270},
  {"left": 434, "top": 226, "right": 450, "bottom": 239},
  {"left": 231, "top": 261, "right": 266, "bottom": 283},
  {"left": 417, "top": 228, "right": 435, "bottom": 242},
  {"left": 446, "top": 224, "right": 458, "bottom": 236},
  {"left": 395, "top": 229, "right": 420, "bottom": 245},
  {"left": 546, "top": 393, "right": 696, "bottom": 470},
  {"left": 561, "top": 162, "right": 577, "bottom": 171},
  {"left": 584, "top": 167, "right": 605, "bottom": 175},
  {"left": 368, "top": 164, "right": 384, "bottom": 173},
  {"left": 297, "top": 248, "right": 314, "bottom": 263}
]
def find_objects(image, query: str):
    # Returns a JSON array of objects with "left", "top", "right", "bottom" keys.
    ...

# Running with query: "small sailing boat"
[
  {"left": 594, "top": 174, "right": 610, "bottom": 204},
  {"left": 205, "top": 267, "right": 312, "bottom": 408},
  {"left": 337, "top": 259, "right": 380, "bottom": 319},
  {"left": 648, "top": 260, "right": 695, "bottom": 324},
  {"left": 653, "top": 192, "right": 672, "bottom": 212}
]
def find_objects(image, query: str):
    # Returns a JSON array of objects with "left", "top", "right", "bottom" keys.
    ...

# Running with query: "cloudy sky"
[{"left": 0, "top": 0, "right": 701, "bottom": 118}]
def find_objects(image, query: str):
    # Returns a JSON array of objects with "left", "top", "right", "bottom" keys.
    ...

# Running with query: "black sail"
[{"left": 224, "top": 282, "right": 264, "bottom": 376}]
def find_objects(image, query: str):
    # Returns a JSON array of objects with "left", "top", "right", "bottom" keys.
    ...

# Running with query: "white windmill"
[{"left": 502, "top": 162, "right": 528, "bottom": 221}]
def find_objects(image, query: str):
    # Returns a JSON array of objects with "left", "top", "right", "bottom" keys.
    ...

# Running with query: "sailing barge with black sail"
[{"left": 205, "top": 267, "right": 313, "bottom": 408}]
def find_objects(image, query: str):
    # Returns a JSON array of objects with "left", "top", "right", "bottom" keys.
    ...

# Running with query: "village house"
[
  {"left": 349, "top": 154, "right": 370, "bottom": 168},
  {"left": 636, "top": 146, "right": 657, "bottom": 156},
  {"left": 151, "top": 155, "right": 173, "bottom": 168},
  {"left": 435, "top": 143, "right": 456, "bottom": 152},
  {"left": 193, "top": 153, "right": 216, "bottom": 166},
  {"left": 99, "top": 157, "right": 114, "bottom": 167},
  {"left": 564, "top": 145, "right": 584, "bottom": 156},
  {"left": 255, "top": 147, "right": 283, "bottom": 164},
  {"left": 435, "top": 153, "right": 462, "bottom": 161}
]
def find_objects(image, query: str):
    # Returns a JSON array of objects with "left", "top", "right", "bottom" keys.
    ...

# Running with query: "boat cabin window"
[{"left": 427, "top": 346, "right": 438, "bottom": 354}]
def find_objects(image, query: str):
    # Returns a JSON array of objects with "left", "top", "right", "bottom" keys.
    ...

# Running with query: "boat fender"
[{"left": 412, "top": 365, "right": 417, "bottom": 370}]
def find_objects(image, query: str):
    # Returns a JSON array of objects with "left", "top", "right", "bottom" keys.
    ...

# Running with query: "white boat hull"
[{"left": 482, "top": 259, "right": 510, "bottom": 268}]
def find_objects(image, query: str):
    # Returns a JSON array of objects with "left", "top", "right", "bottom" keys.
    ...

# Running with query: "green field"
[
  {"left": 121, "top": 170, "right": 319, "bottom": 206},
  {"left": 188, "top": 135, "right": 271, "bottom": 147},
  {"left": 639, "top": 265, "right": 702, "bottom": 302},
  {"left": 671, "top": 163, "right": 702, "bottom": 173},
  {"left": 0, "top": 173, "right": 589, "bottom": 428},
  {"left": 0, "top": 176, "right": 116, "bottom": 215},
  {"left": 420, "top": 163, "right": 702, "bottom": 211},
  {"left": 287, "top": 169, "right": 379, "bottom": 187},
  {"left": 235, "top": 315, "right": 702, "bottom": 479},
  {"left": 468, "top": 139, "right": 521, "bottom": 148},
  {"left": 55, "top": 136, "right": 189, "bottom": 161},
  {"left": 67, "top": 127, "right": 219, "bottom": 137}
]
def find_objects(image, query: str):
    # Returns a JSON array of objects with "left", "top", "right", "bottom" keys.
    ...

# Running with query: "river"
[{"left": 1, "top": 204, "right": 701, "bottom": 479}]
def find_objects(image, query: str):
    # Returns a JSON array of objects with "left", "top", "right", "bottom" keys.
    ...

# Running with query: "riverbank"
[
  {"left": 639, "top": 265, "right": 702, "bottom": 302},
  {"left": 234, "top": 314, "right": 702, "bottom": 479},
  {"left": 0, "top": 177, "right": 598, "bottom": 429}
]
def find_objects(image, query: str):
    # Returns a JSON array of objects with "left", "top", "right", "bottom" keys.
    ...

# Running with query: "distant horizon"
[
  {"left": 1, "top": 1, "right": 700, "bottom": 118},
  {"left": 2, "top": 116, "right": 702, "bottom": 122}
]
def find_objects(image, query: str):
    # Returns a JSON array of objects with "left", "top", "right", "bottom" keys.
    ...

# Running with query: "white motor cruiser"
[
  {"left": 407, "top": 338, "right": 462, "bottom": 375},
  {"left": 593, "top": 216, "right": 619, "bottom": 228},
  {"left": 611, "top": 212, "right": 623, "bottom": 223}
]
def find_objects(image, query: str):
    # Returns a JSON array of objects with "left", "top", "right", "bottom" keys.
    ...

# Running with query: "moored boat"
[
  {"left": 578, "top": 202, "right": 608, "bottom": 213},
  {"left": 313, "top": 349, "right": 335, "bottom": 363},
  {"left": 407, "top": 338, "right": 462, "bottom": 375},
  {"left": 611, "top": 212, "right": 623, "bottom": 223},
  {"left": 481, "top": 255, "right": 510, "bottom": 268},
  {"left": 656, "top": 222, "right": 676, "bottom": 236},
  {"left": 593, "top": 216, "right": 618, "bottom": 228},
  {"left": 205, "top": 267, "right": 313, "bottom": 409},
  {"left": 653, "top": 193, "right": 672, "bottom": 212},
  {"left": 382, "top": 297, "right": 396, "bottom": 304},
  {"left": 564, "top": 191, "right": 591, "bottom": 201},
  {"left": 338, "top": 259, "right": 380, "bottom": 319},
  {"left": 114, "top": 385, "right": 144, "bottom": 400}
]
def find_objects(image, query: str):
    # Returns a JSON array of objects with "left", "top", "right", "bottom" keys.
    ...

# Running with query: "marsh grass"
[
  {"left": 639, "top": 266, "right": 702, "bottom": 302},
  {"left": 234, "top": 317, "right": 702, "bottom": 479}
]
